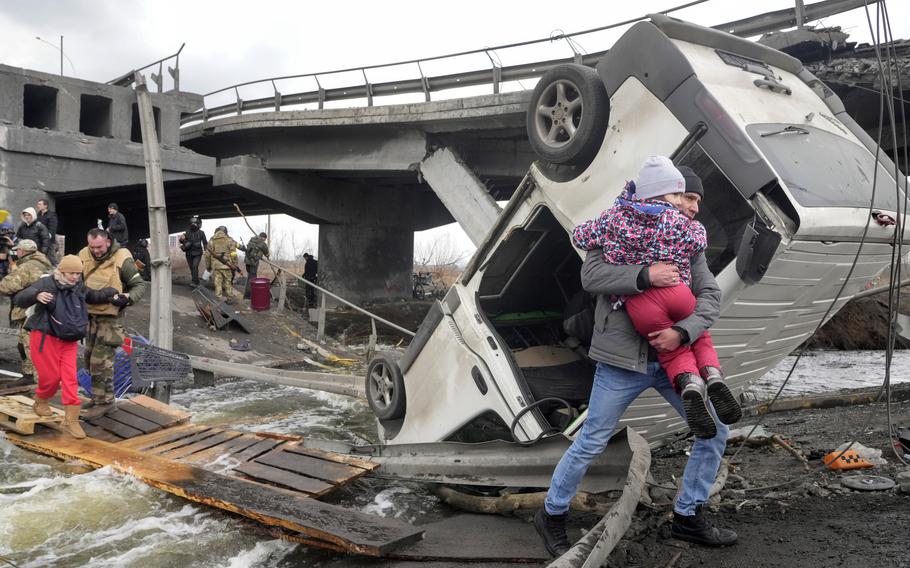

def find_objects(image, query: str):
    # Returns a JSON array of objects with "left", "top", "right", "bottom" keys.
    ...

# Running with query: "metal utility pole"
[
  {"left": 59, "top": 36, "right": 63, "bottom": 75},
  {"left": 795, "top": 0, "right": 806, "bottom": 29},
  {"left": 135, "top": 72, "right": 173, "bottom": 403}
]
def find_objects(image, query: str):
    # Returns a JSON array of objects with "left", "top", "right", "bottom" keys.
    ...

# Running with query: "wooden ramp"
[{"left": 4, "top": 395, "right": 424, "bottom": 556}]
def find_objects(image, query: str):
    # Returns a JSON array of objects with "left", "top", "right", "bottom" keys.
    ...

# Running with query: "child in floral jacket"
[{"left": 573, "top": 156, "right": 741, "bottom": 437}]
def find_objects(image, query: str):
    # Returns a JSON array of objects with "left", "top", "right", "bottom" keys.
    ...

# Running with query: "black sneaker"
[
  {"left": 702, "top": 367, "right": 742, "bottom": 425},
  {"left": 671, "top": 506, "right": 738, "bottom": 547},
  {"left": 533, "top": 508, "right": 571, "bottom": 557},
  {"left": 677, "top": 373, "right": 716, "bottom": 439}
]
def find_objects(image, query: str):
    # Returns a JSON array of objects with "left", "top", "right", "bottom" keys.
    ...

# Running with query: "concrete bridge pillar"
[
  {"left": 419, "top": 147, "right": 501, "bottom": 246},
  {"left": 317, "top": 224, "right": 414, "bottom": 304}
]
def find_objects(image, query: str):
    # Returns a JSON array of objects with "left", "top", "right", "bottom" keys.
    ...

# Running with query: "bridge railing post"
[
  {"left": 362, "top": 69, "right": 373, "bottom": 107},
  {"left": 417, "top": 61, "right": 431, "bottom": 102}
]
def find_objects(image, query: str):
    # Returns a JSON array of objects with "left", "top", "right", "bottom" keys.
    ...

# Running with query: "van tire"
[
  {"left": 526, "top": 64, "right": 610, "bottom": 166},
  {"left": 366, "top": 355, "right": 406, "bottom": 421}
]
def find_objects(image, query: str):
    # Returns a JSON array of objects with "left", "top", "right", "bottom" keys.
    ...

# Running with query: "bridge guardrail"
[
  {"left": 180, "top": 0, "right": 718, "bottom": 126},
  {"left": 177, "top": 0, "right": 869, "bottom": 128}
]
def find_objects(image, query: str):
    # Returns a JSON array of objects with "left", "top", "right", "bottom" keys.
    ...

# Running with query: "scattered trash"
[
  {"left": 728, "top": 425, "right": 772, "bottom": 443},
  {"left": 840, "top": 474, "right": 895, "bottom": 491},
  {"left": 823, "top": 449, "right": 874, "bottom": 470},
  {"left": 834, "top": 441, "right": 887, "bottom": 466},
  {"left": 229, "top": 338, "right": 250, "bottom": 352}
]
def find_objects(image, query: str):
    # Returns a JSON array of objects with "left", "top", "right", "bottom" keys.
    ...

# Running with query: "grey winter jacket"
[{"left": 582, "top": 249, "right": 721, "bottom": 373}]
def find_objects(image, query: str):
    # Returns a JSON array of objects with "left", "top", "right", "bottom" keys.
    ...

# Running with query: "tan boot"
[
  {"left": 33, "top": 397, "right": 53, "bottom": 417},
  {"left": 61, "top": 405, "right": 87, "bottom": 439}
]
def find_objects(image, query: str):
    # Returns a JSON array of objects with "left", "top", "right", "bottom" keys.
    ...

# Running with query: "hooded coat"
[{"left": 16, "top": 207, "right": 50, "bottom": 253}]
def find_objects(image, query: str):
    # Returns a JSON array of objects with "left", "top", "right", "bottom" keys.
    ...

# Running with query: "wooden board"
[
  {"left": 88, "top": 416, "right": 144, "bottom": 439},
  {"left": 232, "top": 438, "right": 282, "bottom": 463},
  {"left": 0, "top": 396, "right": 63, "bottom": 434},
  {"left": 254, "top": 447, "right": 367, "bottom": 484},
  {"left": 146, "top": 427, "right": 222, "bottom": 455},
  {"left": 158, "top": 430, "right": 243, "bottom": 460},
  {"left": 117, "top": 424, "right": 206, "bottom": 450},
  {"left": 234, "top": 461, "right": 334, "bottom": 496},
  {"left": 114, "top": 401, "right": 178, "bottom": 427},
  {"left": 284, "top": 444, "right": 379, "bottom": 472},
  {"left": 80, "top": 421, "right": 124, "bottom": 443},
  {"left": 99, "top": 408, "right": 162, "bottom": 435},
  {"left": 127, "top": 395, "right": 191, "bottom": 425},
  {"left": 6, "top": 433, "right": 423, "bottom": 556},
  {"left": 180, "top": 433, "right": 264, "bottom": 466}
]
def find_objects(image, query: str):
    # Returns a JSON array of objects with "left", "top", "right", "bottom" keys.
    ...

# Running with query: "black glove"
[
  {"left": 101, "top": 287, "right": 119, "bottom": 301},
  {"left": 111, "top": 294, "right": 131, "bottom": 308}
]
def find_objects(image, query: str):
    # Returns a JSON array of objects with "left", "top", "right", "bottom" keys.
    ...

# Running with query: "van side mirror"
[{"left": 736, "top": 217, "right": 781, "bottom": 285}]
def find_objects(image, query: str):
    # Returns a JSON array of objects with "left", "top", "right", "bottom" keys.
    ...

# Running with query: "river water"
[{"left": 2, "top": 349, "right": 909, "bottom": 567}]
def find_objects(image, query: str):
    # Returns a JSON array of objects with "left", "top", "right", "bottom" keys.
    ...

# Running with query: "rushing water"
[{"left": 1, "top": 350, "right": 908, "bottom": 567}]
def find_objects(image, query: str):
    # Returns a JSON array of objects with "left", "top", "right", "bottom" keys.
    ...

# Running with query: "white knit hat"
[{"left": 633, "top": 156, "right": 685, "bottom": 201}]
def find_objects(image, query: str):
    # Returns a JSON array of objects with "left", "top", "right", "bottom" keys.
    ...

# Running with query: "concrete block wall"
[{"left": 0, "top": 64, "right": 201, "bottom": 147}]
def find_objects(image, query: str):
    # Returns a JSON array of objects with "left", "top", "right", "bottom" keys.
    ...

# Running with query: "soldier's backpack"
[{"left": 48, "top": 286, "right": 89, "bottom": 341}]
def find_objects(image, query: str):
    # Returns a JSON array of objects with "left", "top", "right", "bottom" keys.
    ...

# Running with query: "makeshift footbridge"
[{"left": 0, "top": 391, "right": 650, "bottom": 565}]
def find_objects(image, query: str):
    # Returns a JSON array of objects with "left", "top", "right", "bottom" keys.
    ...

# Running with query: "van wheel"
[
  {"left": 526, "top": 64, "right": 610, "bottom": 166},
  {"left": 365, "top": 355, "right": 406, "bottom": 421}
]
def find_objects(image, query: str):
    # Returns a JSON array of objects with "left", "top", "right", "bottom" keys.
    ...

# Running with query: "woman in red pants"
[{"left": 15, "top": 255, "right": 115, "bottom": 438}]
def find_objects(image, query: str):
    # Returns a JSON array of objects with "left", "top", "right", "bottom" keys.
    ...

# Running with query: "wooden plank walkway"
[
  {"left": 7, "top": 433, "right": 423, "bottom": 556},
  {"left": 3, "top": 394, "right": 420, "bottom": 556}
]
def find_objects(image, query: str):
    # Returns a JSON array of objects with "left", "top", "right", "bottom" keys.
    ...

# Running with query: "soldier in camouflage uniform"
[
  {"left": 205, "top": 226, "right": 240, "bottom": 303},
  {"left": 241, "top": 232, "right": 270, "bottom": 299},
  {"left": 79, "top": 228, "right": 148, "bottom": 418},
  {"left": 0, "top": 239, "right": 51, "bottom": 386}
]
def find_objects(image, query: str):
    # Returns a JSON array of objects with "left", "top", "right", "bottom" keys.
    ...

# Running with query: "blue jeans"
[{"left": 544, "top": 361, "right": 728, "bottom": 517}]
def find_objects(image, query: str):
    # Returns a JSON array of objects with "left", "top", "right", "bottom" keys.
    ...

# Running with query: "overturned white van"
[{"left": 365, "top": 14, "right": 907, "bottom": 448}]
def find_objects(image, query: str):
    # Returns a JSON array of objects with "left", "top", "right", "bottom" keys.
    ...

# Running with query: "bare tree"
[{"left": 414, "top": 234, "right": 468, "bottom": 292}]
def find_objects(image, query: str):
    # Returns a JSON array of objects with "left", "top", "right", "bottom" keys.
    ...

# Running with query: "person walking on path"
[
  {"left": 205, "top": 226, "right": 240, "bottom": 303},
  {"left": 105, "top": 203, "right": 129, "bottom": 248},
  {"left": 179, "top": 216, "right": 207, "bottom": 286},
  {"left": 36, "top": 199, "right": 59, "bottom": 265},
  {"left": 571, "top": 157, "right": 741, "bottom": 438},
  {"left": 302, "top": 252, "right": 318, "bottom": 307},
  {"left": 133, "top": 239, "right": 151, "bottom": 281},
  {"left": 16, "top": 255, "right": 116, "bottom": 439},
  {"left": 241, "top": 232, "right": 269, "bottom": 299},
  {"left": 79, "top": 228, "right": 148, "bottom": 418},
  {"left": 0, "top": 240, "right": 52, "bottom": 387},
  {"left": 15, "top": 207, "right": 50, "bottom": 256},
  {"left": 534, "top": 163, "right": 737, "bottom": 558}
]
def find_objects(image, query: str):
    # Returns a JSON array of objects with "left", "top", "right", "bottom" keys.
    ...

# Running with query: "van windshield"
[{"left": 747, "top": 123, "right": 902, "bottom": 211}]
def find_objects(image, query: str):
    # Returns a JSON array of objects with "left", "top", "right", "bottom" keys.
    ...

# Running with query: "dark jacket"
[
  {"left": 583, "top": 249, "right": 720, "bottom": 373},
  {"left": 16, "top": 221, "right": 50, "bottom": 253},
  {"left": 107, "top": 211, "right": 129, "bottom": 245},
  {"left": 16, "top": 273, "right": 114, "bottom": 338},
  {"left": 134, "top": 244, "right": 151, "bottom": 281},
  {"left": 181, "top": 227, "right": 207, "bottom": 257},
  {"left": 37, "top": 210, "right": 58, "bottom": 236},
  {"left": 244, "top": 236, "right": 270, "bottom": 266},
  {"left": 303, "top": 257, "right": 318, "bottom": 280}
]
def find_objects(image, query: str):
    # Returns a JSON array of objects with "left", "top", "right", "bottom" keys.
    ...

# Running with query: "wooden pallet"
[
  {"left": 80, "top": 395, "right": 191, "bottom": 442},
  {"left": 0, "top": 395, "right": 63, "bottom": 434},
  {"left": 119, "top": 426, "right": 377, "bottom": 497},
  {"left": 7, "top": 432, "right": 422, "bottom": 556}
]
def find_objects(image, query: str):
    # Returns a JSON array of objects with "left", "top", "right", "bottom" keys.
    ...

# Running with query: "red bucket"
[{"left": 249, "top": 277, "right": 272, "bottom": 311}]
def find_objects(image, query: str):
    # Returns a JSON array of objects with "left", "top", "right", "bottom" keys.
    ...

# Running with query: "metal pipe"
[{"left": 258, "top": 257, "right": 416, "bottom": 337}]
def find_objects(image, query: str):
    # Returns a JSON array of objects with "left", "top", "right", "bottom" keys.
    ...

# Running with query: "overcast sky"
[{"left": 2, "top": 0, "right": 909, "bottom": 258}]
